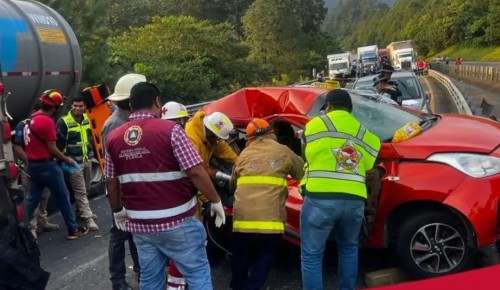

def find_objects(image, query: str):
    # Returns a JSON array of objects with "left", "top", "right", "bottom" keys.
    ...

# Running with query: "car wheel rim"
[{"left": 410, "top": 222, "right": 465, "bottom": 274}]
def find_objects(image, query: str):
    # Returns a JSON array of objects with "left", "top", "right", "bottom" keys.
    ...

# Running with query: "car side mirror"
[{"left": 425, "top": 92, "right": 431, "bottom": 103}]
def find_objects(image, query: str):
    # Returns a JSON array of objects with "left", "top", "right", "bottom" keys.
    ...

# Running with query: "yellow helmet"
[{"left": 203, "top": 112, "right": 233, "bottom": 140}]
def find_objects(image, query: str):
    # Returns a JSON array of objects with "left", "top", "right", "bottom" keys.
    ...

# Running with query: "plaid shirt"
[{"left": 104, "top": 111, "right": 202, "bottom": 233}]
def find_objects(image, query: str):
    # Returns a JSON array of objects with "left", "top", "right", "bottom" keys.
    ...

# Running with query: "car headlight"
[{"left": 427, "top": 153, "right": 500, "bottom": 178}]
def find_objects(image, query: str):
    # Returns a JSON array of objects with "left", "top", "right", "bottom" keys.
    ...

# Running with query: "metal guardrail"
[
  {"left": 185, "top": 101, "right": 212, "bottom": 115},
  {"left": 429, "top": 69, "right": 473, "bottom": 115}
]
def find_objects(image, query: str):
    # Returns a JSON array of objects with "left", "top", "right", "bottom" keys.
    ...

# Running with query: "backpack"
[{"left": 0, "top": 215, "right": 49, "bottom": 290}]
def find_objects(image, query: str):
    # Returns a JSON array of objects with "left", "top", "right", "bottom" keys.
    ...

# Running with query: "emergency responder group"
[{"left": 21, "top": 71, "right": 381, "bottom": 290}]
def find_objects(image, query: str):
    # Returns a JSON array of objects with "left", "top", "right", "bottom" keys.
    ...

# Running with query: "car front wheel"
[{"left": 396, "top": 210, "right": 475, "bottom": 279}]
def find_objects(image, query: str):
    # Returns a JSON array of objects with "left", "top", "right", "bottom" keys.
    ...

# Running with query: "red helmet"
[{"left": 40, "top": 89, "right": 64, "bottom": 107}]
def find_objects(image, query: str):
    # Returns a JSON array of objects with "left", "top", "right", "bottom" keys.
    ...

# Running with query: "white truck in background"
[
  {"left": 327, "top": 52, "right": 353, "bottom": 80},
  {"left": 387, "top": 40, "right": 416, "bottom": 71},
  {"left": 357, "top": 45, "right": 378, "bottom": 76}
]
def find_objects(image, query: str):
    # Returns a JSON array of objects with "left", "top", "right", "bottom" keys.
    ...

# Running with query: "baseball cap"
[{"left": 321, "top": 89, "right": 352, "bottom": 112}]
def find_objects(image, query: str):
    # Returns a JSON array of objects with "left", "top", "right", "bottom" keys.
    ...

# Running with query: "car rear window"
[{"left": 353, "top": 76, "right": 422, "bottom": 100}]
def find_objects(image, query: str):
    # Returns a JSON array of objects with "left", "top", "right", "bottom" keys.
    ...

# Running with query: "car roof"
[{"left": 356, "top": 71, "right": 416, "bottom": 83}]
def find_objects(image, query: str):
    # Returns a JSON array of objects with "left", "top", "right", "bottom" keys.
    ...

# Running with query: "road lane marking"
[
  {"left": 422, "top": 76, "right": 436, "bottom": 113},
  {"left": 55, "top": 252, "right": 107, "bottom": 286}
]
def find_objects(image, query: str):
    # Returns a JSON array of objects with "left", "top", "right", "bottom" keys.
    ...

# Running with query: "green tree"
[
  {"left": 242, "top": 0, "right": 308, "bottom": 80},
  {"left": 485, "top": 0, "right": 500, "bottom": 44},
  {"left": 40, "top": 0, "right": 113, "bottom": 87},
  {"left": 109, "top": 16, "right": 263, "bottom": 104},
  {"left": 297, "top": 0, "right": 328, "bottom": 35}
]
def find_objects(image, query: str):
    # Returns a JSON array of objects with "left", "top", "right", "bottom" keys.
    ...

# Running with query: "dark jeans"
[
  {"left": 25, "top": 161, "right": 77, "bottom": 233},
  {"left": 108, "top": 214, "right": 139, "bottom": 286},
  {"left": 230, "top": 232, "right": 282, "bottom": 290}
]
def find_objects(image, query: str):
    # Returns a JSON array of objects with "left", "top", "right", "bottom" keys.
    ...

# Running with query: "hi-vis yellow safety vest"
[
  {"left": 301, "top": 110, "right": 381, "bottom": 199},
  {"left": 62, "top": 113, "right": 93, "bottom": 163}
]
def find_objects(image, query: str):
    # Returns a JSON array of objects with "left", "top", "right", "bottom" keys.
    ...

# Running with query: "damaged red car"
[{"left": 199, "top": 87, "right": 500, "bottom": 279}]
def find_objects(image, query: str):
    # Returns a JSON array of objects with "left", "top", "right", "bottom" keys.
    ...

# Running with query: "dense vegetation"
[{"left": 40, "top": 0, "right": 499, "bottom": 103}]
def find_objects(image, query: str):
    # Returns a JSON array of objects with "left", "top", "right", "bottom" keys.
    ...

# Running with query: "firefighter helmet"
[
  {"left": 246, "top": 118, "right": 272, "bottom": 139},
  {"left": 161, "top": 101, "right": 189, "bottom": 120},
  {"left": 203, "top": 112, "right": 233, "bottom": 140},
  {"left": 40, "top": 89, "right": 64, "bottom": 107}
]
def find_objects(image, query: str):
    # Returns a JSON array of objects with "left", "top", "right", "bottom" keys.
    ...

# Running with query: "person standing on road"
[
  {"left": 56, "top": 96, "right": 99, "bottom": 231},
  {"left": 300, "top": 89, "right": 381, "bottom": 290},
  {"left": 24, "top": 89, "right": 88, "bottom": 240},
  {"left": 230, "top": 118, "right": 304, "bottom": 290},
  {"left": 455, "top": 57, "right": 462, "bottom": 73},
  {"left": 13, "top": 100, "right": 60, "bottom": 239},
  {"left": 102, "top": 73, "right": 145, "bottom": 290},
  {"left": 105, "top": 82, "right": 226, "bottom": 290}
]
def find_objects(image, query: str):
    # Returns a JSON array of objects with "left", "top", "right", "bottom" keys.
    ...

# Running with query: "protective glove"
[
  {"left": 210, "top": 201, "right": 225, "bottom": 228},
  {"left": 113, "top": 207, "right": 127, "bottom": 231}
]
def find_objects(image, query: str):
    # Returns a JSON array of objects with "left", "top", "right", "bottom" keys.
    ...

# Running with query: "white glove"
[
  {"left": 113, "top": 207, "right": 127, "bottom": 231},
  {"left": 210, "top": 201, "right": 226, "bottom": 228}
]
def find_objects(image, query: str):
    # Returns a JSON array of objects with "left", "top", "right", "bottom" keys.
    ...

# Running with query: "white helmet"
[
  {"left": 203, "top": 112, "right": 233, "bottom": 140},
  {"left": 108, "top": 73, "right": 146, "bottom": 101},
  {"left": 161, "top": 101, "right": 189, "bottom": 120}
]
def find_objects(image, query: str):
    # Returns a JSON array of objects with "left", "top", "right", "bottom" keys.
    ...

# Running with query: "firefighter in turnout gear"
[
  {"left": 229, "top": 118, "right": 304, "bottom": 290},
  {"left": 300, "top": 89, "right": 381, "bottom": 290}
]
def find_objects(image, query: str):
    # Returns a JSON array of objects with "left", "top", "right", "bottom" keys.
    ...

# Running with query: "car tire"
[{"left": 396, "top": 210, "right": 474, "bottom": 279}]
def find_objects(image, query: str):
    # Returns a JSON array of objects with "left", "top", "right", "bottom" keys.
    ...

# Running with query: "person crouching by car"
[{"left": 229, "top": 118, "right": 304, "bottom": 290}]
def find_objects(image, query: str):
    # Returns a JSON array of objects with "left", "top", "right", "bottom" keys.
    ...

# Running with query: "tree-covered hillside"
[
  {"left": 324, "top": 0, "right": 395, "bottom": 9},
  {"left": 39, "top": 0, "right": 499, "bottom": 102}
]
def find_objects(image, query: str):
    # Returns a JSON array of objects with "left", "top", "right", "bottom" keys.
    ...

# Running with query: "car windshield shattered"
[{"left": 308, "top": 91, "right": 425, "bottom": 142}]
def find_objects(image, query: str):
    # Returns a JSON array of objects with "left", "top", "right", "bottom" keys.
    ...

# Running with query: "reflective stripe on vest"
[
  {"left": 126, "top": 196, "right": 196, "bottom": 219},
  {"left": 237, "top": 176, "right": 288, "bottom": 187},
  {"left": 233, "top": 220, "right": 285, "bottom": 231},
  {"left": 118, "top": 171, "right": 187, "bottom": 184},
  {"left": 307, "top": 171, "right": 365, "bottom": 183},
  {"left": 305, "top": 131, "right": 378, "bottom": 158}
]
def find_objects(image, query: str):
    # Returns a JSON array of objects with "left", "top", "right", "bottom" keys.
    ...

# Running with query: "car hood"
[{"left": 392, "top": 114, "right": 500, "bottom": 159}]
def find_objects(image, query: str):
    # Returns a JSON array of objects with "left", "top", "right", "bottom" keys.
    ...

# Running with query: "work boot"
[
  {"left": 112, "top": 281, "right": 133, "bottom": 290},
  {"left": 86, "top": 218, "right": 99, "bottom": 231},
  {"left": 38, "top": 222, "right": 60, "bottom": 233}
]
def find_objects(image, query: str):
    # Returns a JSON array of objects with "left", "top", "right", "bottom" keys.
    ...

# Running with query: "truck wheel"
[
  {"left": 89, "top": 160, "right": 104, "bottom": 197},
  {"left": 396, "top": 211, "right": 474, "bottom": 279}
]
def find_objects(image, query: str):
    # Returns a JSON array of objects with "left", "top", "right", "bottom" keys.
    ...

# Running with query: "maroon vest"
[{"left": 107, "top": 118, "right": 196, "bottom": 225}]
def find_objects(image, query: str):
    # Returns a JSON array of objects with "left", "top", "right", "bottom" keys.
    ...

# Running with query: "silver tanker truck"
[
  {"left": 0, "top": 0, "right": 82, "bottom": 126},
  {"left": 0, "top": 0, "right": 90, "bottom": 219}
]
